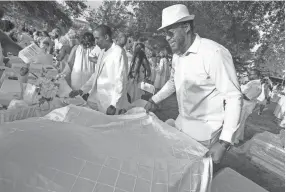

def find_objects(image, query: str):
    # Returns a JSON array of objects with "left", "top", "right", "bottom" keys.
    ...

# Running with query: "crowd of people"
[
  {"left": 234, "top": 70, "right": 285, "bottom": 144},
  {"left": 0, "top": 9, "right": 172, "bottom": 114},
  {"left": 0, "top": 4, "right": 284, "bottom": 165}
]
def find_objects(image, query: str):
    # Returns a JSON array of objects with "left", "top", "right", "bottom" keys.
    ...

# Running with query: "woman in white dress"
[
  {"left": 154, "top": 50, "right": 168, "bottom": 92},
  {"left": 60, "top": 32, "right": 96, "bottom": 90}
]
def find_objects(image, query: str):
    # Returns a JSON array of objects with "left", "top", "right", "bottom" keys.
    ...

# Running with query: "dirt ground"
[{"left": 143, "top": 93, "right": 285, "bottom": 192}]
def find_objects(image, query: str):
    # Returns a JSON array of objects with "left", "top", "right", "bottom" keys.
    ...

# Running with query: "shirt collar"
[
  {"left": 184, "top": 34, "right": 201, "bottom": 56},
  {"left": 104, "top": 42, "right": 115, "bottom": 53}
]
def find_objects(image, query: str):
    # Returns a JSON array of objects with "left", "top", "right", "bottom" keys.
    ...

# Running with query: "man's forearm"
[{"left": 152, "top": 79, "right": 176, "bottom": 103}]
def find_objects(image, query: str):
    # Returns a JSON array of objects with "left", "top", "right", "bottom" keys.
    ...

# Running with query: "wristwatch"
[{"left": 218, "top": 140, "right": 231, "bottom": 151}]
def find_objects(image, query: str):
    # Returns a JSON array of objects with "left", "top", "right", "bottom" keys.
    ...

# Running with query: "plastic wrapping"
[
  {"left": 280, "top": 129, "right": 285, "bottom": 147},
  {"left": 22, "top": 83, "right": 39, "bottom": 105},
  {"left": 0, "top": 105, "right": 212, "bottom": 192},
  {"left": 246, "top": 131, "right": 285, "bottom": 178},
  {"left": 7, "top": 99, "right": 29, "bottom": 110}
]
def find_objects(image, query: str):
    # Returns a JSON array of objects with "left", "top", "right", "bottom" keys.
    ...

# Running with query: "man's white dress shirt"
[
  {"left": 152, "top": 34, "right": 242, "bottom": 143},
  {"left": 81, "top": 43, "right": 129, "bottom": 113}
]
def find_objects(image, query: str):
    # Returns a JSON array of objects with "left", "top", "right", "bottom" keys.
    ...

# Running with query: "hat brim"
[{"left": 157, "top": 15, "right": 195, "bottom": 31}]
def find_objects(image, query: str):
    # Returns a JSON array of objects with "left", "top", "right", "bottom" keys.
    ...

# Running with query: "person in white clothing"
[
  {"left": 49, "top": 28, "right": 61, "bottom": 54},
  {"left": 60, "top": 32, "right": 96, "bottom": 90},
  {"left": 234, "top": 70, "right": 262, "bottom": 144},
  {"left": 257, "top": 78, "right": 271, "bottom": 115},
  {"left": 145, "top": 4, "right": 242, "bottom": 163},
  {"left": 69, "top": 25, "right": 129, "bottom": 115},
  {"left": 154, "top": 49, "right": 169, "bottom": 92},
  {"left": 274, "top": 87, "right": 285, "bottom": 124},
  {"left": 115, "top": 32, "right": 131, "bottom": 108},
  {"left": 115, "top": 32, "right": 129, "bottom": 75}
]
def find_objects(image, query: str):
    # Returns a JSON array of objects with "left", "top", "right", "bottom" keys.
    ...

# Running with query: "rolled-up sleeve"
[
  {"left": 209, "top": 48, "right": 242, "bottom": 143},
  {"left": 111, "top": 53, "right": 126, "bottom": 107},
  {"left": 152, "top": 58, "right": 176, "bottom": 103}
]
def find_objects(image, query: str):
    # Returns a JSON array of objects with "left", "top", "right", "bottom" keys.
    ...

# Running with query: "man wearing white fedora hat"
[{"left": 145, "top": 4, "right": 242, "bottom": 164}]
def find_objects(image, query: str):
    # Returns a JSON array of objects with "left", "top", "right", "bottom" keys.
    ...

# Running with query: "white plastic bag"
[
  {"left": 7, "top": 99, "right": 29, "bottom": 110},
  {"left": 23, "top": 83, "right": 39, "bottom": 105}
]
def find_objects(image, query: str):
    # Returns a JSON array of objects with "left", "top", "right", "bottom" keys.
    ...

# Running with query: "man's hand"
[
  {"left": 118, "top": 109, "right": 127, "bottom": 115},
  {"left": 89, "top": 56, "right": 98, "bottom": 63},
  {"left": 69, "top": 90, "right": 83, "bottom": 98},
  {"left": 144, "top": 99, "right": 157, "bottom": 113},
  {"left": 106, "top": 105, "right": 116, "bottom": 115},
  {"left": 82, "top": 93, "right": 89, "bottom": 101},
  {"left": 205, "top": 141, "right": 228, "bottom": 164}
]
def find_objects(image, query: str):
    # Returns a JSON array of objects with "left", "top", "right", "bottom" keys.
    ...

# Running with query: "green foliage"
[
  {"left": 122, "top": 1, "right": 284, "bottom": 76},
  {"left": 86, "top": 1, "right": 130, "bottom": 36},
  {"left": 1, "top": 1, "right": 87, "bottom": 31}
]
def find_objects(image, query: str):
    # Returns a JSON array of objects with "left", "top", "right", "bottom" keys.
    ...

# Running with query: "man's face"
[
  {"left": 163, "top": 23, "right": 188, "bottom": 54},
  {"left": 39, "top": 42, "right": 48, "bottom": 52},
  {"left": 116, "top": 33, "right": 127, "bottom": 47},
  {"left": 93, "top": 30, "right": 107, "bottom": 50},
  {"left": 50, "top": 34, "right": 56, "bottom": 40},
  {"left": 67, "top": 29, "right": 76, "bottom": 39}
]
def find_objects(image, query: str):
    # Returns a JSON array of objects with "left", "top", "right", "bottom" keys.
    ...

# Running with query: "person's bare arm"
[{"left": 56, "top": 45, "right": 69, "bottom": 61}]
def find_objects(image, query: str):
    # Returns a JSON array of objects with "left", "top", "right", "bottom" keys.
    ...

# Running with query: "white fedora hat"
[{"left": 158, "top": 4, "right": 195, "bottom": 31}]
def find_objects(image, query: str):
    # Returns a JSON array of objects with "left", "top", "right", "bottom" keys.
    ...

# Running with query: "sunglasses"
[{"left": 161, "top": 24, "right": 188, "bottom": 38}]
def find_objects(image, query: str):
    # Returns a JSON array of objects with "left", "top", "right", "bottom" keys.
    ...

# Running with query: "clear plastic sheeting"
[
  {"left": 0, "top": 105, "right": 212, "bottom": 192},
  {"left": 245, "top": 131, "right": 285, "bottom": 178}
]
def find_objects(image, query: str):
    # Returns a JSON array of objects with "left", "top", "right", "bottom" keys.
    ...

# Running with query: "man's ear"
[
  {"left": 105, "top": 34, "right": 110, "bottom": 41},
  {"left": 184, "top": 23, "right": 191, "bottom": 33}
]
